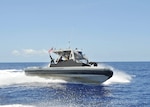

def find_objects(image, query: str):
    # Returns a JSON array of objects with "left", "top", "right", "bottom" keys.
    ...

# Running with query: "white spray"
[
  {"left": 0, "top": 104, "right": 35, "bottom": 107},
  {"left": 98, "top": 63, "right": 133, "bottom": 85},
  {"left": 0, "top": 69, "right": 66, "bottom": 87}
]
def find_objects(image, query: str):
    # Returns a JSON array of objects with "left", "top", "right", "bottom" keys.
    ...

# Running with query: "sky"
[{"left": 0, "top": 0, "right": 150, "bottom": 62}]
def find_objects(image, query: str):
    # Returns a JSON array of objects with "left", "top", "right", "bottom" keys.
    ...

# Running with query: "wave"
[
  {"left": 100, "top": 64, "right": 133, "bottom": 85},
  {"left": 0, "top": 69, "right": 66, "bottom": 87},
  {"left": 0, "top": 104, "right": 35, "bottom": 107}
]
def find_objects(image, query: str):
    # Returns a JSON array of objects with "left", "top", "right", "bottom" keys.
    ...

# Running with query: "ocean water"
[{"left": 0, "top": 62, "right": 149, "bottom": 107}]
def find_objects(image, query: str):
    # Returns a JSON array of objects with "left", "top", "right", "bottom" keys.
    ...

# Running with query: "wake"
[
  {"left": 0, "top": 104, "right": 35, "bottom": 107},
  {"left": 98, "top": 64, "right": 133, "bottom": 85},
  {"left": 0, "top": 69, "right": 66, "bottom": 87}
]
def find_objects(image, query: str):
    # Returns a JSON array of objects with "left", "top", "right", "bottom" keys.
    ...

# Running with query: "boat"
[{"left": 25, "top": 48, "right": 113, "bottom": 84}]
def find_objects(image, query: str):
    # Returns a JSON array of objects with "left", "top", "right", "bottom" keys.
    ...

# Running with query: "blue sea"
[{"left": 0, "top": 62, "right": 149, "bottom": 107}]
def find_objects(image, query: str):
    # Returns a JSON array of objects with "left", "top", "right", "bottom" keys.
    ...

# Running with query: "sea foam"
[
  {"left": 0, "top": 104, "right": 35, "bottom": 107},
  {"left": 99, "top": 64, "right": 132, "bottom": 85},
  {"left": 0, "top": 69, "right": 66, "bottom": 86}
]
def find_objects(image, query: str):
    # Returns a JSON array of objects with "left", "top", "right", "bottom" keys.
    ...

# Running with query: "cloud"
[
  {"left": 12, "top": 49, "right": 48, "bottom": 56},
  {"left": 23, "top": 49, "right": 36, "bottom": 55},
  {"left": 12, "top": 50, "right": 21, "bottom": 56}
]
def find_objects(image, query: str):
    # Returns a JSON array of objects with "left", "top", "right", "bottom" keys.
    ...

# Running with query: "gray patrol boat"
[{"left": 25, "top": 48, "right": 113, "bottom": 84}]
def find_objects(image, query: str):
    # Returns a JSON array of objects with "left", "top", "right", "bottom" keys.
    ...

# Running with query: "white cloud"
[
  {"left": 12, "top": 50, "right": 21, "bottom": 56},
  {"left": 12, "top": 49, "right": 48, "bottom": 56},
  {"left": 23, "top": 49, "right": 36, "bottom": 55}
]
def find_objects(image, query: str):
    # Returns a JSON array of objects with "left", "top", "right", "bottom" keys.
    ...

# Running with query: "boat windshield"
[{"left": 74, "top": 51, "right": 88, "bottom": 64}]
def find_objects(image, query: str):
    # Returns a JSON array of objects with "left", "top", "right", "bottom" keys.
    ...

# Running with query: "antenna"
[{"left": 68, "top": 41, "right": 71, "bottom": 49}]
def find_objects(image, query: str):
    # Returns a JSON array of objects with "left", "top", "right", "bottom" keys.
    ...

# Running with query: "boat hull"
[{"left": 25, "top": 67, "right": 113, "bottom": 84}]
